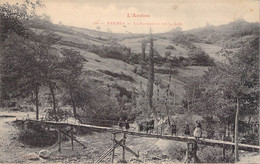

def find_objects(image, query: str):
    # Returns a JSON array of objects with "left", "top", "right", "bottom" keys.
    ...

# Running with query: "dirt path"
[{"left": 0, "top": 111, "right": 40, "bottom": 163}]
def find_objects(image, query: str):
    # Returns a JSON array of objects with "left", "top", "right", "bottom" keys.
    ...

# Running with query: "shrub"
[
  {"left": 197, "top": 146, "right": 235, "bottom": 163},
  {"left": 16, "top": 121, "right": 58, "bottom": 147},
  {"left": 45, "top": 107, "right": 72, "bottom": 121},
  {"left": 187, "top": 48, "right": 215, "bottom": 66},
  {"left": 19, "top": 129, "right": 58, "bottom": 147},
  {"left": 167, "top": 142, "right": 187, "bottom": 161},
  {"left": 111, "top": 83, "right": 132, "bottom": 99},
  {"left": 89, "top": 44, "right": 131, "bottom": 61},
  {"left": 129, "top": 53, "right": 141, "bottom": 64},
  {"left": 133, "top": 66, "right": 137, "bottom": 73},
  {"left": 99, "top": 70, "right": 135, "bottom": 82}
]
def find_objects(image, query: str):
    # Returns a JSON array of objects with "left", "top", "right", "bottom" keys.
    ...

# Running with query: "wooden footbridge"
[{"left": 20, "top": 119, "right": 260, "bottom": 163}]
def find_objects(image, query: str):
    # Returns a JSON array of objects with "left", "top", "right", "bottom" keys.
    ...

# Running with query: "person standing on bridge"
[
  {"left": 194, "top": 121, "right": 202, "bottom": 139},
  {"left": 171, "top": 122, "right": 177, "bottom": 136},
  {"left": 184, "top": 123, "right": 190, "bottom": 136},
  {"left": 118, "top": 117, "right": 124, "bottom": 131},
  {"left": 125, "top": 119, "right": 130, "bottom": 131}
]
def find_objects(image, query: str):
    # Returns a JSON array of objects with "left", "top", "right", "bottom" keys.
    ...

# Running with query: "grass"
[
  {"left": 193, "top": 42, "right": 224, "bottom": 62},
  {"left": 177, "top": 66, "right": 209, "bottom": 77},
  {"left": 99, "top": 70, "right": 135, "bottom": 82},
  {"left": 33, "top": 26, "right": 212, "bottom": 109},
  {"left": 197, "top": 145, "right": 235, "bottom": 163},
  {"left": 44, "top": 131, "right": 186, "bottom": 163},
  {"left": 120, "top": 37, "right": 188, "bottom": 57}
]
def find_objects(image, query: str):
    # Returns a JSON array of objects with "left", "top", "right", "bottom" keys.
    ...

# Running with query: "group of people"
[
  {"left": 118, "top": 117, "right": 130, "bottom": 131},
  {"left": 171, "top": 121, "right": 202, "bottom": 139},
  {"left": 138, "top": 119, "right": 155, "bottom": 134},
  {"left": 118, "top": 117, "right": 203, "bottom": 139}
]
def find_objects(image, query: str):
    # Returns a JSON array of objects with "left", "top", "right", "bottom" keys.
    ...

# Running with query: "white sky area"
[{"left": 1, "top": 0, "right": 259, "bottom": 34}]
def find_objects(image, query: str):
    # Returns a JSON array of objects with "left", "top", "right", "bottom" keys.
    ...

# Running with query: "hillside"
[
  {"left": 2, "top": 12, "right": 259, "bottom": 163},
  {"left": 26, "top": 19, "right": 259, "bottom": 117}
]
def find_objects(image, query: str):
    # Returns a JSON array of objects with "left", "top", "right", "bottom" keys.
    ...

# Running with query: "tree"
[
  {"left": 0, "top": 0, "right": 43, "bottom": 108},
  {"left": 2, "top": 32, "right": 46, "bottom": 119},
  {"left": 146, "top": 32, "right": 154, "bottom": 111},
  {"left": 59, "top": 48, "right": 87, "bottom": 118},
  {"left": 185, "top": 36, "right": 259, "bottom": 159},
  {"left": 187, "top": 48, "right": 215, "bottom": 66},
  {"left": 76, "top": 80, "right": 120, "bottom": 122}
]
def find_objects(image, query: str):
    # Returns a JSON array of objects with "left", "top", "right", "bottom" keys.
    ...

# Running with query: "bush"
[
  {"left": 99, "top": 70, "right": 135, "bottom": 82},
  {"left": 187, "top": 48, "right": 215, "bottom": 66},
  {"left": 129, "top": 53, "right": 141, "bottom": 64},
  {"left": 88, "top": 44, "right": 131, "bottom": 61},
  {"left": 167, "top": 142, "right": 186, "bottom": 161},
  {"left": 240, "top": 133, "right": 259, "bottom": 145},
  {"left": 16, "top": 121, "right": 58, "bottom": 147},
  {"left": 133, "top": 66, "right": 138, "bottom": 73},
  {"left": 19, "top": 129, "right": 58, "bottom": 147},
  {"left": 197, "top": 146, "right": 235, "bottom": 163},
  {"left": 111, "top": 83, "right": 132, "bottom": 99},
  {"left": 45, "top": 107, "right": 72, "bottom": 121}
]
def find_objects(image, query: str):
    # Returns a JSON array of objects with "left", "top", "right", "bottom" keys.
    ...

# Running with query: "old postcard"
[{"left": 0, "top": 0, "right": 259, "bottom": 163}]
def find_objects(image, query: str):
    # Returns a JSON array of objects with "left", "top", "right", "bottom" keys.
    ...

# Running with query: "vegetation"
[
  {"left": 184, "top": 36, "right": 259, "bottom": 141},
  {"left": 0, "top": 1, "right": 88, "bottom": 122},
  {"left": 0, "top": 1, "right": 259, "bottom": 163},
  {"left": 187, "top": 48, "right": 215, "bottom": 66},
  {"left": 88, "top": 44, "right": 131, "bottom": 61},
  {"left": 187, "top": 19, "right": 259, "bottom": 45},
  {"left": 146, "top": 33, "right": 155, "bottom": 111}
]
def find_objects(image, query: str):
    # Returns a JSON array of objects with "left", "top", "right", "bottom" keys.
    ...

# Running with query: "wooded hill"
[{"left": 0, "top": 1, "right": 258, "bottom": 146}]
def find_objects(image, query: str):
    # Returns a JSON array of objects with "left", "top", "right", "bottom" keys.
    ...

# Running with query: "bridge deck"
[{"left": 23, "top": 119, "right": 260, "bottom": 152}]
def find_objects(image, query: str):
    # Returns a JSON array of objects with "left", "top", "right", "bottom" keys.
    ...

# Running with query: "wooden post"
[
  {"left": 192, "top": 142, "right": 200, "bottom": 163},
  {"left": 185, "top": 142, "right": 190, "bottom": 162},
  {"left": 122, "top": 132, "right": 126, "bottom": 162},
  {"left": 71, "top": 126, "right": 74, "bottom": 151},
  {"left": 222, "top": 131, "right": 226, "bottom": 160},
  {"left": 111, "top": 133, "right": 116, "bottom": 163},
  {"left": 222, "top": 137, "right": 226, "bottom": 160},
  {"left": 58, "top": 127, "right": 61, "bottom": 152},
  {"left": 232, "top": 134, "right": 235, "bottom": 154},
  {"left": 235, "top": 97, "right": 239, "bottom": 162}
]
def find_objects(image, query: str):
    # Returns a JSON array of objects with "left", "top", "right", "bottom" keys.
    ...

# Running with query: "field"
[
  {"left": 193, "top": 42, "right": 224, "bottom": 62},
  {"left": 120, "top": 37, "right": 189, "bottom": 58}
]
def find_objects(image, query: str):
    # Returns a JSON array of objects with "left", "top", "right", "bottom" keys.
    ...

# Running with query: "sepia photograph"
[{"left": 0, "top": 0, "right": 259, "bottom": 163}]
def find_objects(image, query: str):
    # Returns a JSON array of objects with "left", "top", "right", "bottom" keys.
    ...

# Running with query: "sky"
[{"left": 2, "top": 0, "right": 259, "bottom": 34}]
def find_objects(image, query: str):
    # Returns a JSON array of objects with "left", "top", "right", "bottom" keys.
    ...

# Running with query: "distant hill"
[{"left": 186, "top": 19, "right": 259, "bottom": 45}]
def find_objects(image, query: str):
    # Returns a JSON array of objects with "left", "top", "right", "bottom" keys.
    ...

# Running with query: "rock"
[
  {"left": 161, "top": 154, "right": 169, "bottom": 159},
  {"left": 152, "top": 156, "right": 161, "bottom": 160},
  {"left": 25, "top": 153, "right": 39, "bottom": 161},
  {"left": 39, "top": 150, "right": 50, "bottom": 159}
]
